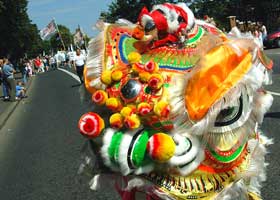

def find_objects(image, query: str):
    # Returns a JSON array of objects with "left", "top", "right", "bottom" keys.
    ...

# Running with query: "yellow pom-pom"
[
  {"left": 111, "top": 70, "right": 123, "bottom": 81},
  {"left": 128, "top": 52, "right": 141, "bottom": 64},
  {"left": 101, "top": 71, "right": 112, "bottom": 85},
  {"left": 139, "top": 72, "right": 151, "bottom": 83},
  {"left": 132, "top": 63, "right": 144, "bottom": 74},
  {"left": 147, "top": 133, "right": 175, "bottom": 162},
  {"left": 154, "top": 101, "right": 170, "bottom": 118},
  {"left": 92, "top": 90, "right": 108, "bottom": 105},
  {"left": 127, "top": 104, "right": 137, "bottom": 113},
  {"left": 137, "top": 102, "right": 152, "bottom": 116},
  {"left": 124, "top": 114, "right": 140, "bottom": 129},
  {"left": 120, "top": 107, "right": 133, "bottom": 117},
  {"left": 148, "top": 73, "right": 164, "bottom": 90},
  {"left": 109, "top": 113, "right": 124, "bottom": 129},
  {"left": 106, "top": 98, "right": 122, "bottom": 111}
]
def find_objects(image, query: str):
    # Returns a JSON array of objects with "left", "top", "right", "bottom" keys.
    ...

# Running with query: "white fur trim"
[
  {"left": 100, "top": 128, "right": 120, "bottom": 172},
  {"left": 153, "top": 4, "right": 179, "bottom": 33},
  {"left": 176, "top": 3, "right": 195, "bottom": 30},
  {"left": 134, "top": 163, "right": 155, "bottom": 175},
  {"left": 118, "top": 133, "right": 133, "bottom": 175},
  {"left": 253, "top": 92, "right": 273, "bottom": 124},
  {"left": 169, "top": 133, "right": 204, "bottom": 176},
  {"left": 141, "top": 14, "right": 153, "bottom": 27}
]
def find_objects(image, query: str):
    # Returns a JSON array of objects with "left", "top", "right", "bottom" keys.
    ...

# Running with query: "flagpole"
[
  {"left": 79, "top": 25, "right": 88, "bottom": 51},
  {"left": 53, "top": 18, "right": 66, "bottom": 51}
]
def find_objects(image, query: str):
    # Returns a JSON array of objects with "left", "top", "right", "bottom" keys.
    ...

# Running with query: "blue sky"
[{"left": 28, "top": 0, "right": 113, "bottom": 37}]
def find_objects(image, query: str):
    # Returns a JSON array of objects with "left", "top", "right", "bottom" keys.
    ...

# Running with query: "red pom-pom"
[{"left": 78, "top": 112, "right": 105, "bottom": 138}]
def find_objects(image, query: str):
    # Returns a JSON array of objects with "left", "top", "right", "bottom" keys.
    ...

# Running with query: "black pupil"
[
  {"left": 145, "top": 21, "right": 156, "bottom": 32},
  {"left": 120, "top": 80, "right": 141, "bottom": 100},
  {"left": 178, "top": 16, "right": 185, "bottom": 23}
]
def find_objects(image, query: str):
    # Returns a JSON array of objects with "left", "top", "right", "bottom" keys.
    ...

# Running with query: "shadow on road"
[
  {"left": 265, "top": 112, "right": 280, "bottom": 119},
  {"left": 71, "top": 84, "right": 82, "bottom": 88}
]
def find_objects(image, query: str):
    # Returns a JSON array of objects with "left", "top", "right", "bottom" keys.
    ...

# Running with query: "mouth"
[{"left": 142, "top": 149, "right": 250, "bottom": 199}]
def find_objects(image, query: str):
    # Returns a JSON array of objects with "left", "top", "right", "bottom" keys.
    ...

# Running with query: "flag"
[
  {"left": 40, "top": 20, "right": 57, "bottom": 41},
  {"left": 73, "top": 26, "right": 84, "bottom": 47}
]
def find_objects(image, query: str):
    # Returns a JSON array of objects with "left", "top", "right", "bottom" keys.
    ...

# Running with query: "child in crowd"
[{"left": 15, "top": 81, "right": 27, "bottom": 100}]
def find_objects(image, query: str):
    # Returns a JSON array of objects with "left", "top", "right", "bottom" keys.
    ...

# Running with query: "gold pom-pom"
[
  {"left": 139, "top": 72, "right": 151, "bottom": 83},
  {"left": 101, "top": 71, "right": 112, "bottom": 85},
  {"left": 111, "top": 70, "right": 123, "bottom": 81},
  {"left": 109, "top": 113, "right": 124, "bottom": 129},
  {"left": 106, "top": 98, "right": 122, "bottom": 111},
  {"left": 92, "top": 90, "right": 108, "bottom": 105},
  {"left": 120, "top": 107, "right": 133, "bottom": 117},
  {"left": 137, "top": 102, "right": 152, "bottom": 116},
  {"left": 128, "top": 52, "right": 141, "bottom": 64},
  {"left": 147, "top": 133, "right": 175, "bottom": 162},
  {"left": 124, "top": 114, "right": 140, "bottom": 129},
  {"left": 154, "top": 101, "right": 170, "bottom": 118},
  {"left": 132, "top": 63, "right": 144, "bottom": 74}
]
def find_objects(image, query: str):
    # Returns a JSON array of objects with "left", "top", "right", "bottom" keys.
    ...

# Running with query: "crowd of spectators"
[
  {"left": 0, "top": 49, "right": 87, "bottom": 102},
  {"left": 0, "top": 58, "right": 28, "bottom": 102},
  {"left": 236, "top": 21, "right": 267, "bottom": 47}
]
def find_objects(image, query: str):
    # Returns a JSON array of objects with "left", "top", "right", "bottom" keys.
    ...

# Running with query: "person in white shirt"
[
  {"left": 74, "top": 49, "right": 86, "bottom": 83},
  {"left": 261, "top": 23, "right": 267, "bottom": 41}
]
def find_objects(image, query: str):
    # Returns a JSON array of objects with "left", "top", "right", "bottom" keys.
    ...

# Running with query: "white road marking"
[
  {"left": 265, "top": 52, "right": 280, "bottom": 55},
  {"left": 267, "top": 91, "right": 280, "bottom": 96},
  {"left": 58, "top": 68, "right": 80, "bottom": 83}
]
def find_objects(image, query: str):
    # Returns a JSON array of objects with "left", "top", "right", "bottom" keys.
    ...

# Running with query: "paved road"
[
  {"left": 0, "top": 48, "right": 279, "bottom": 200},
  {"left": 261, "top": 47, "right": 280, "bottom": 200},
  {"left": 0, "top": 70, "right": 117, "bottom": 200}
]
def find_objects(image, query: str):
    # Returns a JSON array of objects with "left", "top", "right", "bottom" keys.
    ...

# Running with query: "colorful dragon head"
[{"left": 78, "top": 3, "right": 273, "bottom": 200}]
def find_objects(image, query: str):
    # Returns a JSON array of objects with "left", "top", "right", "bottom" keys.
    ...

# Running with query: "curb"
[{"left": 0, "top": 76, "right": 34, "bottom": 130}]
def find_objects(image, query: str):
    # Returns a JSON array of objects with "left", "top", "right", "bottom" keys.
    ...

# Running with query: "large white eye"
[
  {"left": 214, "top": 97, "right": 243, "bottom": 127},
  {"left": 211, "top": 88, "right": 252, "bottom": 133}
]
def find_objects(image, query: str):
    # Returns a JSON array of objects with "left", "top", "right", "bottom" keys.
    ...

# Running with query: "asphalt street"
[
  {"left": 0, "top": 69, "right": 117, "bottom": 200},
  {"left": 261, "top": 48, "right": 280, "bottom": 200},
  {"left": 0, "top": 48, "right": 279, "bottom": 200}
]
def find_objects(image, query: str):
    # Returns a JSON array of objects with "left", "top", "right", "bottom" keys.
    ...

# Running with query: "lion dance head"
[{"left": 77, "top": 3, "right": 273, "bottom": 200}]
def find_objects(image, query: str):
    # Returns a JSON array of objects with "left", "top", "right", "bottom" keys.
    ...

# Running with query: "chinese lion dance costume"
[{"left": 77, "top": 3, "right": 274, "bottom": 200}]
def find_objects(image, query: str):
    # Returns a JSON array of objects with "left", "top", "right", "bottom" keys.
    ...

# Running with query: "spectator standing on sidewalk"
[
  {"left": 261, "top": 22, "right": 267, "bottom": 41},
  {"left": 0, "top": 59, "right": 9, "bottom": 100},
  {"left": 20, "top": 59, "right": 28, "bottom": 84},
  {"left": 3, "top": 58, "right": 16, "bottom": 101},
  {"left": 49, "top": 56, "right": 56, "bottom": 70},
  {"left": 34, "top": 56, "right": 41, "bottom": 73},
  {"left": 74, "top": 49, "right": 86, "bottom": 84}
]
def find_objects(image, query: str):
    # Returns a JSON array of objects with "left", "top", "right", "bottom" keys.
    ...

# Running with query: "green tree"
[
  {"left": 190, "top": 0, "right": 280, "bottom": 32},
  {"left": 0, "top": 0, "right": 43, "bottom": 61},
  {"left": 100, "top": 0, "right": 189, "bottom": 23},
  {"left": 50, "top": 25, "right": 72, "bottom": 51}
]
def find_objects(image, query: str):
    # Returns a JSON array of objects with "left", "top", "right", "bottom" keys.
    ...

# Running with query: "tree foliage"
[
  {"left": 100, "top": 0, "right": 280, "bottom": 32},
  {"left": 100, "top": 0, "right": 190, "bottom": 23},
  {"left": 0, "top": 0, "right": 42, "bottom": 60},
  {"left": 50, "top": 25, "right": 72, "bottom": 52}
]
